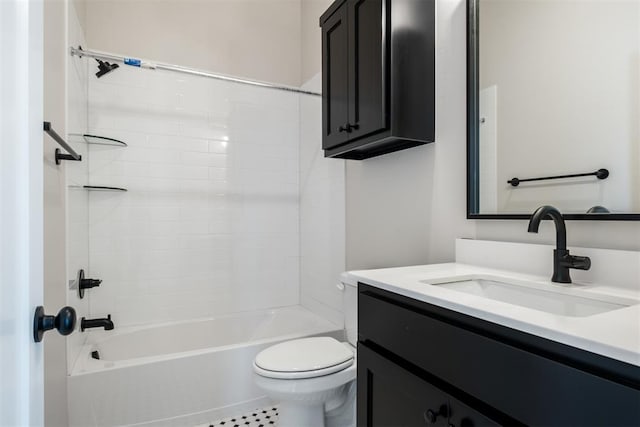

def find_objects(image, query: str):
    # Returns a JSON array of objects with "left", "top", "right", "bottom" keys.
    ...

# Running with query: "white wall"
[
  {"left": 301, "top": 0, "right": 333, "bottom": 83},
  {"left": 87, "top": 67, "right": 300, "bottom": 326},
  {"left": 345, "top": 0, "right": 476, "bottom": 269},
  {"left": 345, "top": 0, "right": 640, "bottom": 271},
  {"left": 85, "top": 0, "right": 302, "bottom": 87},
  {"left": 479, "top": 0, "right": 640, "bottom": 214}
]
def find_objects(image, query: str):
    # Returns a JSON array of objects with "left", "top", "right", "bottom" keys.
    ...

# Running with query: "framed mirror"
[{"left": 467, "top": 0, "right": 640, "bottom": 220}]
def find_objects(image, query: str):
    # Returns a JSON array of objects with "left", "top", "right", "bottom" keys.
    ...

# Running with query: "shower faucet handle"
[
  {"left": 77, "top": 269, "right": 103, "bottom": 299},
  {"left": 80, "top": 278, "right": 102, "bottom": 289}
]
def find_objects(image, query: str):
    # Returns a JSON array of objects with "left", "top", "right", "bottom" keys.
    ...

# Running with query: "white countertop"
[{"left": 345, "top": 262, "right": 640, "bottom": 367}]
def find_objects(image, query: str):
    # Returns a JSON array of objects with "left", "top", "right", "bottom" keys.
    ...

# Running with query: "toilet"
[{"left": 253, "top": 277, "right": 357, "bottom": 427}]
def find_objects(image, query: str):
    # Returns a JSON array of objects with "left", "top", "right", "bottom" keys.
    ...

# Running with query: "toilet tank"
[{"left": 340, "top": 274, "right": 358, "bottom": 347}]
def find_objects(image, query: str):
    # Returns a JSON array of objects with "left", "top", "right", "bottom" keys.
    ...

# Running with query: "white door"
[{"left": 0, "top": 0, "right": 45, "bottom": 426}]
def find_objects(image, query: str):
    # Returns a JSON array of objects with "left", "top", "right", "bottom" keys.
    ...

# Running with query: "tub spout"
[{"left": 81, "top": 315, "right": 114, "bottom": 332}]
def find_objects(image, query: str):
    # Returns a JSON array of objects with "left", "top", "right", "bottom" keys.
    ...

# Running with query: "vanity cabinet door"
[
  {"left": 357, "top": 343, "right": 450, "bottom": 427},
  {"left": 321, "top": 2, "right": 350, "bottom": 150}
]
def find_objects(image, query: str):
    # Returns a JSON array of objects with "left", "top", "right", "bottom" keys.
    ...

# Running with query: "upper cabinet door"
[
  {"left": 320, "top": 0, "right": 435, "bottom": 159},
  {"left": 347, "top": 0, "right": 386, "bottom": 141},
  {"left": 321, "top": 4, "right": 350, "bottom": 150}
]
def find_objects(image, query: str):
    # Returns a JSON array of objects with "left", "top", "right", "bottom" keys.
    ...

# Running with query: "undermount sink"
[{"left": 423, "top": 277, "right": 635, "bottom": 317}]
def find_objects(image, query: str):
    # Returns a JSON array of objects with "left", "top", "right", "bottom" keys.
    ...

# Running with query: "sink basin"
[{"left": 423, "top": 277, "right": 634, "bottom": 317}]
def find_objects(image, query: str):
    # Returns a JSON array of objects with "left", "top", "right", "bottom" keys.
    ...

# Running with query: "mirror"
[{"left": 467, "top": 0, "right": 640, "bottom": 220}]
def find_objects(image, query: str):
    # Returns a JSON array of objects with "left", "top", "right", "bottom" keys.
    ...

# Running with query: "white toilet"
[{"left": 253, "top": 278, "right": 357, "bottom": 427}]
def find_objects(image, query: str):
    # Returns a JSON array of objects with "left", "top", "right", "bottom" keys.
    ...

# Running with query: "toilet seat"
[{"left": 254, "top": 337, "right": 354, "bottom": 379}]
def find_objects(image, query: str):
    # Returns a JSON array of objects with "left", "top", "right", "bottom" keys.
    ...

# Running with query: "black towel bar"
[
  {"left": 43, "top": 122, "right": 82, "bottom": 164},
  {"left": 508, "top": 168, "right": 609, "bottom": 187}
]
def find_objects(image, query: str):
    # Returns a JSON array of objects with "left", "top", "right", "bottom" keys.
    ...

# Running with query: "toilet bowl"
[{"left": 253, "top": 277, "right": 358, "bottom": 427}]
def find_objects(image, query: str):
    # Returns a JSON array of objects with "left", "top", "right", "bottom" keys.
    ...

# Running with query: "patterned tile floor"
[{"left": 198, "top": 405, "right": 279, "bottom": 427}]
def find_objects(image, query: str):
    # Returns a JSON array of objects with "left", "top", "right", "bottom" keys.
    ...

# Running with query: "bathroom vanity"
[{"left": 347, "top": 240, "right": 640, "bottom": 426}]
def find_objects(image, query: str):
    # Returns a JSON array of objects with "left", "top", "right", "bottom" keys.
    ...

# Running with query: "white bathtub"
[{"left": 68, "top": 306, "right": 343, "bottom": 427}]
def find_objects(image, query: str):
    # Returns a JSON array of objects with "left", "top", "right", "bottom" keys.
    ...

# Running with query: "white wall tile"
[
  {"left": 66, "top": 2, "right": 90, "bottom": 374},
  {"left": 88, "top": 67, "right": 301, "bottom": 327},
  {"left": 298, "top": 73, "right": 346, "bottom": 327}
]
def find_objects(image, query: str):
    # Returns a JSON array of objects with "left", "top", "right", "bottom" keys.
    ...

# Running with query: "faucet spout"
[
  {"left": 527, "top": 205, "right": 567, "bottom": 250},
  {"left": 81, "top": 315, "right": 114, "bottom": 332},
  {"left": 527, "top": 205, "right": 590, "bottom": 283}
]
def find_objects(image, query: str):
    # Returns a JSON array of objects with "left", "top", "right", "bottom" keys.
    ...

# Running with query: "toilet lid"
[{"left": 254, "top": 337, "right": 354, "bottom": 379}]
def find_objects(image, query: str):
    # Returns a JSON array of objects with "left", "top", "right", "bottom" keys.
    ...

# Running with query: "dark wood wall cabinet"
[
  {"left": 357, "top": 284, "right": 640, "bottom": 427},
  {"left": 319, "top": 0, "right": 435, "bottom": 160}
]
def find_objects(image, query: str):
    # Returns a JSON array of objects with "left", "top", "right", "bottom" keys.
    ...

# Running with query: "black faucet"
[
  {"left": 81, "top": 315, "right": 114, "bottom": 332},
  {"left": 527, "top": 205, "right": 591, "bottom": 283}
]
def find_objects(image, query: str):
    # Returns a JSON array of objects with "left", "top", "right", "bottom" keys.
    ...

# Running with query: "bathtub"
[{"left": 68, "top": 306, "right": 343, "bottom": 427}]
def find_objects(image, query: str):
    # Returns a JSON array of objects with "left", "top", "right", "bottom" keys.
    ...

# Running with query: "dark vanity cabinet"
[
  {"left": 320, "top": 0, "right": 435, "bottom": 160},
  {"left": 357, "top": 284, "right": 640, "bottom": 426}
]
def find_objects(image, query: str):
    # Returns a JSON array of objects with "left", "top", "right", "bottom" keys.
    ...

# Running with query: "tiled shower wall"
[
  {"left": 66, "top": 1, "right": 90, "bottom": 372},
  {"left": 299, "top": 73, "right": 345, "bottom": 326},
  {"left": 87, "top": 67, "right": 300, "bottom": 327}
]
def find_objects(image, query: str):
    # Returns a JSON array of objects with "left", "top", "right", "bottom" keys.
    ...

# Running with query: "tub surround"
[{"left": 344, "top": 239, "right": 640, "bottom": 366}]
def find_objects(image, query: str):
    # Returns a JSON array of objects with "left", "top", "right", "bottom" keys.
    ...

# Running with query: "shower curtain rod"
[{"left": 69, "top": 46, "right": 321, "bottom": 97}]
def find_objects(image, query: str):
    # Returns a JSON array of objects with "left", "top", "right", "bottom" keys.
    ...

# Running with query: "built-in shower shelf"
[
  {"left": 70, "top": 133, "right": 128, "bottom": 147},
  {"left": 83, "top": 185, "right": 128, "bottom": 192},
  {"left": 69, "top": 185, "right": 128, "bottom": 192}
]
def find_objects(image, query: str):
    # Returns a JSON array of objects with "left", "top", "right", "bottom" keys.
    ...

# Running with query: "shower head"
[{"left": 95, "top": 59, "right": 119, "bottom": 78}]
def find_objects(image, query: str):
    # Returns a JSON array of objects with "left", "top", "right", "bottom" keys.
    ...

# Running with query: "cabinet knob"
[
  {"left": 424, "top": 409, "right": 437, "bottom": 424},
  {"left": 424, "top": 405, "right": 449, "bottom": 424},
  {"left": 338, "top": 124, "right": 352, "bottom": 133}
]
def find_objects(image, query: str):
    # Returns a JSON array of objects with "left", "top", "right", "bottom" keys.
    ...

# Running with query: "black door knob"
[{"left": 33, "top": 306, "right": 77, "bottom": 342}]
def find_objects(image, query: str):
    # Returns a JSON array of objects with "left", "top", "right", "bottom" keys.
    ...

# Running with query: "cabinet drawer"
[{"left": 358, "top": 285, "right": 640, "bottom": 426}]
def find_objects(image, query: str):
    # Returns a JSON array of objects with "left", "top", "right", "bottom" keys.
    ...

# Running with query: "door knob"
[{"left": 33, "top": 306, "right": 77, "bottom": 342}]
